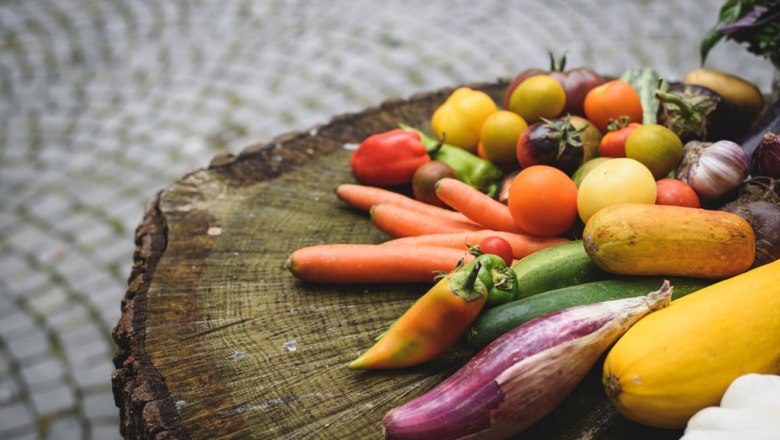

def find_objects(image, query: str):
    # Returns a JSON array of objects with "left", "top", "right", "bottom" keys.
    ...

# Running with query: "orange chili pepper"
[{"left": 348, "top": 254, "right": 518, "bottom": 370}]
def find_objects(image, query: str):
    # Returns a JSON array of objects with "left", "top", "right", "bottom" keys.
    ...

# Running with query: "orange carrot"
[
  {"left": 434, "top": 177, "right": 526, "bottom": 234},
  {"left": 335, "top": 183, "right": 474, "bottom": 224},
  {"left": 286, "top": 244, "right": 472, "bottom": 283},
  {"left": 380, "top": 230, "right": 569, "bottom": 260},
  {"left": 370, "top": 203, "right": 483, "bottom": 238}
]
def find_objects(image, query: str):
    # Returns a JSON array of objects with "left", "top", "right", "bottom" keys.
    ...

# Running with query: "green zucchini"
[
  {"left": 467, "top": 276, "right": 712, "bottom": 350},
  {"left": 620, "top": 68, "right": 662, "bottom": 125},
  {"left": 510, "top": 240, "right": 607, "bottom": 299}
]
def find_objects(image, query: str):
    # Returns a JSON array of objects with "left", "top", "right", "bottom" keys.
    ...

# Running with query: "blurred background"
[{"left": 0, "top": 0, "right": 773, "bottom": 438}]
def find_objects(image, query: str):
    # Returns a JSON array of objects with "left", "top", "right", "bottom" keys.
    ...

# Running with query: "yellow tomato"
[
  {"left": 625, "top": 124, "right": 684, "bottom": 180},
  {"left": 479, "top": 111, "right": 528, "bottom": 165},
  {"left": 432, "top": 87, "right": 498, "bottom": 152},
  {"left": 577, "top": 158, "right": 657, "bottom": 223},
  {"left": 508, "top": 75, "right": 566, "bottom": 124}
]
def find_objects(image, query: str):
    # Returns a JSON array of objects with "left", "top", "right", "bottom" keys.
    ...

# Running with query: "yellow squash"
[
  {"left": 684, "top": 68, "right": 765, "bottom": 121},
  {"left": 602, "top": 259, "right": 780, "bottom": 429},
  {"left": 583, "top": 203, "right": 754, "bottom": 279}
]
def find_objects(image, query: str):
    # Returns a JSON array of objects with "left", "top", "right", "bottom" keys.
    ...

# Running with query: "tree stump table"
[{"left": 111, "top": 80, "right": 684, "bottom": 439}]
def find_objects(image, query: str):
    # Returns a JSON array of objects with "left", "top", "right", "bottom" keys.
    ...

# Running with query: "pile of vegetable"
[{"left": 285, "top": 54, "right": 780, "bottom": 438}]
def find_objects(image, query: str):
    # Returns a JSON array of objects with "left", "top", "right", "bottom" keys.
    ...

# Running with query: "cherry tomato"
[
  {"left": 583, "top": 80, "right": 643, "bottom": 133},
  {"left": 431, "top": 87, "right": 497, "bottom": 153},
  {"left": 478, "top": 236, "right": 514, "bottom": 267},
  {"left": 503, "top": 68, "right": 546, "bottom": 109},
  {"left": 503, "top": 54, "right": 605, "bottom": 116},
  {"left": 571, "top": 157, "right": 612, "bottom": 187},
  {"left": 508, "top": 165, "right": 578, "bottom": 237},
  {"left": 480, "top": 111, "right": 527, "bottom": 166},
  {"left": 412, "top": 161, "right": 458, "bottom": 208},
  {"left": 508, "top": 75, "right": 566, "bottom": 124},
  {"left": 599, "top": 118, "right": 641, "bottom": 158},
  {"left": 568, "top": 116, "right": 602, "bottom": 163},
  {"left": 577, "top": 158, "right": 656, "bottom": 223},
  {"left": 547, "top": 66, "right": 606, "bottom": 116},
  {"left": 516, "top": 116, "right": 600, "bottom": 176},
  {"left": 655, "top": 178, "right": 701, "bottom": 208},
  {"left": 625, "top": 124, "right": 684, "bottom": 180}
]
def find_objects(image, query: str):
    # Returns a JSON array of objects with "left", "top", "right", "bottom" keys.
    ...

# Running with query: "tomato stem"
[
  {"left": 541, "top": 116, "right": 586, "bottom": 160},
  {"left": 606, "top": 115, "right": 632, "bottom": 132},
  {"left": 548, "top": 50, "right": 567, "bottom": 72}
]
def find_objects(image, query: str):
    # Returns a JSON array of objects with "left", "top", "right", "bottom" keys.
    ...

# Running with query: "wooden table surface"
[{"left": 111, "top": 80, "right": 685, "bottom": 440}]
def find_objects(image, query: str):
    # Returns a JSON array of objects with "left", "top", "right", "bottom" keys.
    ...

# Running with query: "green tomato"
[
  {"left": 625, "top": 124, "right": 683, "bottom": 180},
  {"left": 571, "top": 157, "right": 612, "bottom": 187}
]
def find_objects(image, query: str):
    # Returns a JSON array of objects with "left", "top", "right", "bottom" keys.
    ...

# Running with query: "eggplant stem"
[{"left": 655, "top": 90, "right": 696, "bottom": 117}]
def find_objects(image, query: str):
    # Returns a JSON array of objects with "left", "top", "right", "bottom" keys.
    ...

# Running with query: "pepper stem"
[
  {"left": 449, "top": 255, "right": 518, "bottom": 305},
  {"left": 448, "top": 258, "right": 486, "bottom": 302}
]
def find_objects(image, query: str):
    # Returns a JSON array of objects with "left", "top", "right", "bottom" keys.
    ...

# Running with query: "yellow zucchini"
[
  {"left": 583, "top": 203, "right": 754, "bottom": 279},
  {"left": 602, "top": 259, "right": 780, "bottom": 429}
]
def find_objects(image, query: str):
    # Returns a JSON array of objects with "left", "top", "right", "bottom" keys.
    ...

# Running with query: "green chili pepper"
[{"left": 400, "top": 124, "right": 504, "bottom": 197}]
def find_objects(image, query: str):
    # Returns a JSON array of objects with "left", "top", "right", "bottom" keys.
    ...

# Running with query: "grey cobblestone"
[
  {"left": 6, "top": 329, "right": 49, "bottom": 360},
  {"left": 0, "top": 402, "right": 34, "bottom": 432},
  {"left": 27, "top": 287, "right": 69, "bottom": 317},
  {"left": 0, "top": 0, "right": 774, "bottom": 438},
  {"left": 45, "top": 304, "right": 89, "bottom": 332},
  {"left": 82, "top": 390, "right": 119, "bottom": 420},
  {"left": 0, "top": 375, "right": 23, "bottom": 404},
  {"left": 20, "top": 355, "right": 65, "bottom": 387},
  {"left": 0, "top": 311, "right": 36, "bottom": 335},
  {"left": 30, "top": 383, "right": 77, "bottom": 414},
  {"left": 46, "top": 417, "right": 82, "bottom": 440}
]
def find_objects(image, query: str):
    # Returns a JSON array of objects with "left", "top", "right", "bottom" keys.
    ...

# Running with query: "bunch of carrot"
[{"left": 286, "top": 179, "right": 569, "bottom": 284}]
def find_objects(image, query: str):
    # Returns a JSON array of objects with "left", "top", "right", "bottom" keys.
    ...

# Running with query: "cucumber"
[
  {"left": 620, "top": 68, "right": 662, "bottom": 125},
  {"left": 467, "top": 276, "right": 712, "bottom": 350},
  {"left": 510, "top": 240, "right": 607, "bottom": 299}
]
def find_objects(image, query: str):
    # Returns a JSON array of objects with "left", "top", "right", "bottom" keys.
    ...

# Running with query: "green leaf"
[{"left": 700, "top": 0, "right": 747, "bottom": 64}]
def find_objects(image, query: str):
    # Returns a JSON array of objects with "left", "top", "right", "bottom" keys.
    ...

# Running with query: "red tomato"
[
  {"left": 583, "top": 80, "right": 643, "bottom": 133},
  {"left": 599, "top": 121, "right": 641, "bottom": 158},
  {"left": 655, "top": 178, "right": 700, "bottom": 208},
  {"left": 478, "top": 236, "right": 514, "bottom": 266},
  {"left": 507, "top": 165, "right": 578, "bottom": 237}
]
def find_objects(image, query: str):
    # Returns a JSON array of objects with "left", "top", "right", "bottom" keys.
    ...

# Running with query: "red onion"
[
  {"left": 676, "top": 140, "right": 749, "bottom": 201},
  {"left": 719, "top": 177, "right": 780, "bottom": 268},
  {"left": 751, "top": 132, "right": 780, "bottom": 178},
  {"left": 382, "top": 282, "right": 672, "bottom": 439}
]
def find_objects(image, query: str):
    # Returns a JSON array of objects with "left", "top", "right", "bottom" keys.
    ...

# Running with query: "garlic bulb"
[
  {"left": 676, "top": 140, "right": 749, "bottom": 201},
  {"left": 681, "top": 374, "right": 780, "bottom": 440}
]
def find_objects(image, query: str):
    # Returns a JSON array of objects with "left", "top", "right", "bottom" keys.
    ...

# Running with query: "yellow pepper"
[{"left": 431, "top": 87, "right": 497, "bottom": 153}]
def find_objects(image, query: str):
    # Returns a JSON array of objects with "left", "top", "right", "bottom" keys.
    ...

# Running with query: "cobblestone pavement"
[{"left": 0, "top": 0, "right": 774, "bottom": 438}]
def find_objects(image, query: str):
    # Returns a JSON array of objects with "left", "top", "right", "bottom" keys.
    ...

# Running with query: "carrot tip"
[{"left": 284, "top": 255, "right": 294, "bottom": 274}]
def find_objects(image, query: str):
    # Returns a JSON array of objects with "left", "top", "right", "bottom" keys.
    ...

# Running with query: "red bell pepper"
[{"left": 350, "top": 129, "right": 431, "bottom": 187}]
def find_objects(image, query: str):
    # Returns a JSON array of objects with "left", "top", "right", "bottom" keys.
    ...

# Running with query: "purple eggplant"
[
  {"left": 383, "top": 281, "right": 673, "bottom": 440},
  {"left": 656, "top": 83, "right": 751, "bottom": 143},
  {"left": 740, "top": 97, "right": 780, "bottom": 165}
]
